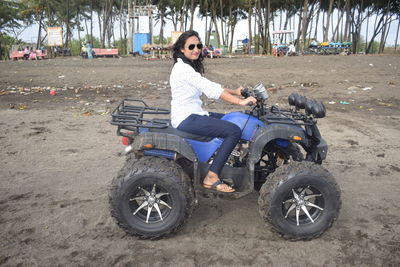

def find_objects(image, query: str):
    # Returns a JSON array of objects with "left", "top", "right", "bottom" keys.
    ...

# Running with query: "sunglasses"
[{"left": 187, "top": 43, "right": 203, "bottom": 50}]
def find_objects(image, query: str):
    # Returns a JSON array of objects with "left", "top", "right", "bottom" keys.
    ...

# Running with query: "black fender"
[
  {"left": 131, "top": 132, "right": 197, "bottom": 162},
  {"left": 248, "top": 124, "right": 308, "bottom": 164}
]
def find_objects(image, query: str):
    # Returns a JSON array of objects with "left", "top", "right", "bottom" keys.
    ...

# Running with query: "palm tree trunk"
[
  {"left": 314, "top": 5, "right": 320, "bottom": 40},
  {"left": 366, "top": 14, "right": 384, "bottom": 54},
  {"left": 395, "top": 15, "right": 400, "bottom": 51},
  {"left": 65, "top": 0, "right": 70, "bottom": 48},
  {"left": 248, "top": 6, "right": 252, "bottom": 49},
  {"left": 266, "top": 0, "right": 271, "bottom": 54},
  {"left": 344, "top": 0, "right": 351, "bottom": 41},
  {"left": 85, "top": 18, "right": 89, "bottom": 38},
  {"left": 98, "top": 11, "right": 103, "bottom": 46},
  {"left": 230, "top": 23, "right": 236, "bottom": 53},
  {"left": 78, "top": 8, "right": 82, "bottom": 45},
  {"left": 296, "top": 5, "right": 303, "bottom": 48},
  {"left": 323, "top": 0, "right": 334, "bottom": 42},
  {"left": 36, "top": 6, "right": 44, "bottom": 49},
  {"left": 332, "top": 12, "right": 344, "bottom": 40},
  {"left": 180, "top": 0, "right": 186, "bottom": 32},
  {"left": 90, "top": 0, "right": 93, "bottom": 44},
  {"left": 159, "top": 8, "right": 165, "bottom": 45},
  {"left": 119, "top": 0, "right": 124, "bottom": 51},
  {"left": 189, "top": 0, "right": 195, "bottom": 30},
  {"left": 365, "top": 7, "right": 369, "bottom": 53},
  {"left": 301, "top": 0, "right": 308, "bottom": 53},
  {"left": 211, "top": 1, "right": 221, "bottom": 46},
  {"left": 205, "top": 15, "right": 208, "bottom": 43},
  {"left": 379, "top": 0, "right": 391, "bottom": 53},
  {"left": 220, "top": 0, "right": 225, "bottom": 45}
]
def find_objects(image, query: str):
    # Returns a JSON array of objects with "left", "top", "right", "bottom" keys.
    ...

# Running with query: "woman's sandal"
[{"left": 203, "top": 180, "right": 235, "bottom": 193}]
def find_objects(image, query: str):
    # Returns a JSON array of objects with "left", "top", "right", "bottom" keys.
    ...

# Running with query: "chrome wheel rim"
[
  {"left": 129, "top": 184, "right": 172, "bottom": 223},
  {"left": 282, "top": 186, "right": 324, "bottom": 226}
]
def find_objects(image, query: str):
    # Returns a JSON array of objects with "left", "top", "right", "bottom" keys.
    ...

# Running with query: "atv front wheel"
[
  {"left": 109, "top": 156, "right": 194, "bottom": 239},
  {"left": 258, "top": 161, "right": 341, "bottom": 240}
]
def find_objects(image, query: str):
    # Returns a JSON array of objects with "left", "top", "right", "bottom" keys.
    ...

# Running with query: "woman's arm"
[
  {"left": 219, "top": 90, "right": 256, "bottom": 106},
  {"left": 223, "top": 87, "right": 243, "bottom": 96}
]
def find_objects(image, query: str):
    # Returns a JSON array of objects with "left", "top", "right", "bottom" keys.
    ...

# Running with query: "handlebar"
[{"left": 241, "top": 87, "right": 250, "bottom": 98}]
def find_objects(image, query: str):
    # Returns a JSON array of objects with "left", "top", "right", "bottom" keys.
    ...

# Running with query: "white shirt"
[
  {"left": 288, "top": 44, "right": 296, "bottom": 53},
  {"left": 169, "top": 58, "right": 223, "bottom": 128}
]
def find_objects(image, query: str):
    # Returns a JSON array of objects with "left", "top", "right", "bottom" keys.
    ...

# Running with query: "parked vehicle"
[{"left": 109, "top": 84, "right": 341, "bottom": 240}]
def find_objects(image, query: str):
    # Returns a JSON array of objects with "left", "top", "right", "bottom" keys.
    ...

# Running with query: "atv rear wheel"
[
  {"left": 109, "top": 156, "right": 194, "bottom": 239},
  {"left": 258, "top": 161, "right": 341, "bottom": 240}
]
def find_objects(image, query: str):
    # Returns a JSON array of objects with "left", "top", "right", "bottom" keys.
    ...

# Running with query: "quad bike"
[{"left": 109, "top": 84, "right": 341, "bottom": 240}]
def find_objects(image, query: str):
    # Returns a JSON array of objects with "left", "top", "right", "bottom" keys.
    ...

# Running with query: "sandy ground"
[{"left": 0, "top": 54, "right": 400, "bottom": 266}]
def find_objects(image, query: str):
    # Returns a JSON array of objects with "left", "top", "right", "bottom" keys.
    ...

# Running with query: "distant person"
[
  {"left": 29, "top": 47, "right": 37, "bottom": 60},
  {"left": 86, "top": 41, "right": 93, "bottom": 59},
  {"left": 286, "top": 42, "right": 296, "bottom": 56},
  {"left": 23, "top": 46, "right": 30, "bottom": 60},
  {"left": 202, "top": 47, "right": 209, "bottom": 57},
  {"left": 309, "top": 39, "right": 319, "bottom": 48},
  {"left": 81, "top": 43, "right": 87, "bottom": 58},
  {"left": 309, "top": 39, "right": 319, "bottom": 54}
]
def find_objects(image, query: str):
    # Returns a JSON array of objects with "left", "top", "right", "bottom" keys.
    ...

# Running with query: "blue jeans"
[{"left": 177, "top": 112, "right": 242, "bottom": 176}]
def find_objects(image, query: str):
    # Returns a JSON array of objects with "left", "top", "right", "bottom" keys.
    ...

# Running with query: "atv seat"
[{"left": 147, "top": 119, "right": 213, "bottom": 142}]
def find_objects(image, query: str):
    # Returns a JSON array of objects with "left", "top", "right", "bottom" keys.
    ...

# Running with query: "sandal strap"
[{"left": 211, "top": 180, "right": 223, "bottom": 189}]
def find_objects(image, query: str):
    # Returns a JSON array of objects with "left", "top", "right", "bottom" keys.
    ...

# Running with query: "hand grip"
[
  {"left": 247, "top": 101, "right": 254, "bottom": 106},
  {"left": 241, "top": 88, "right": 249, "bottom": 97}
]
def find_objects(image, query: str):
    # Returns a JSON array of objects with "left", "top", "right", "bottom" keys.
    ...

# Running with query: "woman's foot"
[{"left": 203, "top": 172, "right": 235, "bottom": 193}]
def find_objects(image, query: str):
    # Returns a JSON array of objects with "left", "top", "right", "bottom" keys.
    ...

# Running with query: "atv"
[{"left": 109, "top": 83, "right": 341, "bottom": 240}]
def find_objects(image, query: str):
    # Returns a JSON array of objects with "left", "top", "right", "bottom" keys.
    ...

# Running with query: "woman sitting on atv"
[{"left": 170, "top": 30, "right": 256, "bottom": 193}]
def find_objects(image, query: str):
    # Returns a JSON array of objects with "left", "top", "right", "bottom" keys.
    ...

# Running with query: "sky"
[{"left": 18, "top": 8, "right": 399, "bottom": 48}]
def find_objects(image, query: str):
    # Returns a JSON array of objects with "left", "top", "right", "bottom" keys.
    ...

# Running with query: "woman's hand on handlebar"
[{"left": 238, "top": 96, "right": 257, "bottom": 106}]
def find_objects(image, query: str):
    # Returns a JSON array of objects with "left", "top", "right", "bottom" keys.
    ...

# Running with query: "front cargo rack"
[{"left": 110, "top": 99, "right": 170, "bottom": 136}]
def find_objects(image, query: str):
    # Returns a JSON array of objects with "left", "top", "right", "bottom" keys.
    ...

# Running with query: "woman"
[
  {"left": 170, "top": 30, "right": 256, "bottom": 193},
  {"left": 86, "top": 41, "right": 93, "bottom": 59}
]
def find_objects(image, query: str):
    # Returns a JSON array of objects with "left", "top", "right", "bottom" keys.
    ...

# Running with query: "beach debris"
[
  {"left": 369, "top": 63, "right": 373, "bottom": 67},
  {"left": 50, "top": 89, "right": 57, "bottom": 96},
  {"left": 347, "top": 86, "right": 359, "bottom": 91},
  {"left": 8, "top": 104, "right": 28, "bottom": 110},
  {"left": 98, "top": 109, "right": 110, "bottom": 116},
  {"left": 300, "top": 82, "right": 319, "bottom": 87},
  {"left": 379, "top": 102, "right": 393, "bottom": 107},
  {"left": 81, "top": 111, "right": 93, "bottom": 116},
  {"left": 347, "top": 85, "right": 373, "bottom": 93},
  {"left": 19, "top": 104, "right": 28, "bottom": 110},
  {"left": 340, "top": 101, "right": 350, "bottom": 105},
  {"left": 328, "top": 101, "right": 336, "bottom": 104}
]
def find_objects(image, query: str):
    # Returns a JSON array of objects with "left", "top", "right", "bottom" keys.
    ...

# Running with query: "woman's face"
[{"left": 181, "top": 36, "right": 202, "bottom": 61}]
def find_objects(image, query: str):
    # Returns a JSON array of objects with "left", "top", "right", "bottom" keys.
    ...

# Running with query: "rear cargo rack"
[{"left": 110, "top": 99, "right": 170, "bottom": 136}]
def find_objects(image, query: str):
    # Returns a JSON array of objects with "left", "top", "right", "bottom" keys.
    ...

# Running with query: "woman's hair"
[{"left": 172, "top": 30, "right": 204, "bottom": 74}]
